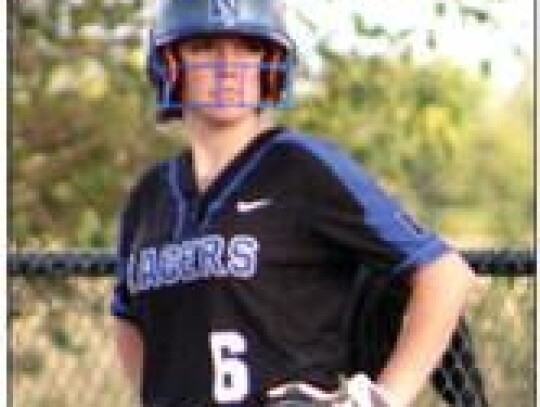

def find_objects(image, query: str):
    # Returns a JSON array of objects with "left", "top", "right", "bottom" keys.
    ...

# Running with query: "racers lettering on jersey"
[{"left": 127, "top": 234, "right": 260, "bottom": 293}]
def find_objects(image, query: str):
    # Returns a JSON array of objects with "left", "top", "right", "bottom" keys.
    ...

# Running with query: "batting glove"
[{"left": 265, "top": 374, "right": 400, "bottom": 407}]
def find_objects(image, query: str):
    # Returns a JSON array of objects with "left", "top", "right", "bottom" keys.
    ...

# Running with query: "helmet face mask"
[{"left": 147, "top": 0, "right": 295, "bottom": 121}]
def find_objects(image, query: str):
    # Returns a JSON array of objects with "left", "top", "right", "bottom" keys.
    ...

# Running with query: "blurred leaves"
[
  {"left": 353, "top": 14, "right": 387, "bottom": 39},
  {"left": 468, "top": 278, "right": 535, "bottom": 406},
  {"left": 458, "top": 4, "right": 491, "bottom": 24},
  {"left": 12, "top": 277, "right": 139, "bottom": 406},
  {"left": 11, "top": 0, "right": 181, "bottom": 248},
  {"left": 435, "top": 2, "right": 447, "bottom": 17}
]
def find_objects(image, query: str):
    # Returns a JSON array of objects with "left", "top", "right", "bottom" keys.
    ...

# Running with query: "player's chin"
[{"left": 195, "top": 103, "right": 259, "bottom": 125}]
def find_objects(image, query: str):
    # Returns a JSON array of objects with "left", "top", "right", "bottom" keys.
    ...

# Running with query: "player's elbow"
[
  {"left": 114, "top": 317, "right": 144, "bottom": 388},
  {"left": 412, "top": 250, "right": 478, "bottom": 308}
]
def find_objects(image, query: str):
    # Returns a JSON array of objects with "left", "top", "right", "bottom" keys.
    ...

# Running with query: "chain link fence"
[{"left": 9, "top": 250, "right": 535, "bottom": 407}]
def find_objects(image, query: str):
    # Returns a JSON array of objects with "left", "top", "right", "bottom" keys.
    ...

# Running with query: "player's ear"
[{"left": 163, "top": 45, "right": 186, "bottom": 101}]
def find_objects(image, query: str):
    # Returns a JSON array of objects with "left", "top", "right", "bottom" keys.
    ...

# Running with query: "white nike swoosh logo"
[{"left": 236, "top": 199, "right": 272, "bottom": 213}]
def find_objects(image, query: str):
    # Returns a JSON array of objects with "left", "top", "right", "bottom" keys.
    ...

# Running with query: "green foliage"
[
  {"left": 49, "top": 326, "right": 85, "bottom": 355},
  {"left": 13, "top": 349, "right": 44, "bottom": 377},
  {"left": 12, "top": 0, "right": 182, "bottom": 248}
]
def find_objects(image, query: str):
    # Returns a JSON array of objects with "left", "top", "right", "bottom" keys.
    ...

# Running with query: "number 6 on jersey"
[{"left": 210, "top": 331, "right": 250, "bottom": 403}]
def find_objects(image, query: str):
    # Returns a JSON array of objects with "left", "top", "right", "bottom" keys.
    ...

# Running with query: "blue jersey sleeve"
[
  {"left": 293, "top": 136, "right": 451, "bottom": 274},
  {"left": 344, "top": 175, "right": 451, "bottom": 273}
]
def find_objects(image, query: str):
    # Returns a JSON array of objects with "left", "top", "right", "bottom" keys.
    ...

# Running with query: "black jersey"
[{"left": 111, "top": 127, "right": 450, "bottom": 406}]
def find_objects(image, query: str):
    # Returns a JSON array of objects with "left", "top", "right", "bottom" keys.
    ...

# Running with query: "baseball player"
[{"left": 111, "top": 1, "right": 476, "bottom": 406}]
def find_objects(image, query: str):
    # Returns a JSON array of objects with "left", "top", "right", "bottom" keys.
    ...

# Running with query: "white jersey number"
[{"left": 210, "top": 331, "right": 249, "bottom": 404}]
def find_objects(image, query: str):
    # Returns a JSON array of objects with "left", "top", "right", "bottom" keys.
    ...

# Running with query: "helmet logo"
[{"left": 209, "top": 0, "right": 239, "bottom": 26}]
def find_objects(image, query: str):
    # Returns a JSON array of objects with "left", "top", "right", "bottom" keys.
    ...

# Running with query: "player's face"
[{"left": 178, "top": 35, "right": 264, "bottom": 124}]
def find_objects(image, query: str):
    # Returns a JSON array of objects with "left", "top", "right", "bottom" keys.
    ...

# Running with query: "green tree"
[{"left": 11, "top": 0, "right": 182, "bottom": 247}]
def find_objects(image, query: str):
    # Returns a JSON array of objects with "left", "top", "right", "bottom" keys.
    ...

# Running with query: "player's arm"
[
  {"left": 112, "top": 254, "right": 144, "bottom": 392},
  {"left": 114, "top": 318, "right": 144, "bottom": 390},
  {"left": 266, "top": 252, "right": 475, "bottom": 407},
  {"left": 375, "top": 251, "right": 476, "bottom": 406},
  {"left": 111, "top": 180, "right": 146, "bottom": 392},
  {"left": 266, "top": 144, "right": 477, "bottom": 406}
]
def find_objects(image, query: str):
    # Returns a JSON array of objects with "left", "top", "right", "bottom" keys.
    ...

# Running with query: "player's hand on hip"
[
  {"left": 338, "top": 373, "right": 402, "bottom": 407},
  {"left": 264, "top": 373, "right": 401, "bottom": 407}
]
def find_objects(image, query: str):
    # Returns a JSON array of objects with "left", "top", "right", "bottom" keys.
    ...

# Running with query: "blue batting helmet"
[{"left": 147, "top": 0, "right": 296, "bottom": 120}]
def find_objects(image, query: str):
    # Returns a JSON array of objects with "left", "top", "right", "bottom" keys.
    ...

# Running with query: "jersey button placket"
[
  {"left": 188, "top": 200, "right": 202, "bottom": 236},
  {"left": 199, "top": 201, "right": 220, "bottom": 233}
]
